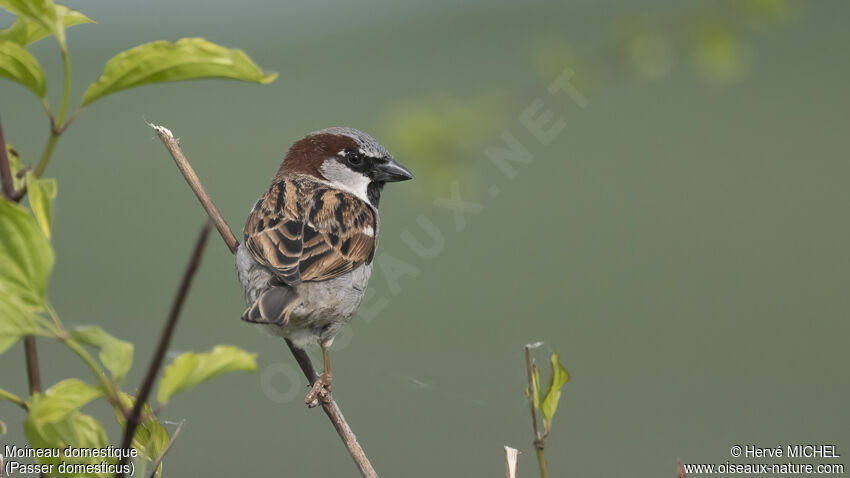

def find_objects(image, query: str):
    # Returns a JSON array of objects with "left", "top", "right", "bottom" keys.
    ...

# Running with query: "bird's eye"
[{"left": 347, "top": 153, "right": 364, "bottom": 167}]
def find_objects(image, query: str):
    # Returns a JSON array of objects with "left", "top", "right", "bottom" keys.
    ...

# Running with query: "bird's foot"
[{"left": 305, "top": 372, "right": 332, "bottom": 407}]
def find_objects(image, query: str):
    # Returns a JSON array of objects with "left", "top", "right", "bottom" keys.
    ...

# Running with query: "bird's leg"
[
  {"left": 304, "top": 344, "right": 333, "bottom": 406},
  {"left": 321, "top": 345, "right": 333, "bottom": 389}
]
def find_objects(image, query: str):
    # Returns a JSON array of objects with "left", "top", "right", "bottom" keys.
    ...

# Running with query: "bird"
[{"left": 235, "top": 127, "right": 413, "bottom": 404}]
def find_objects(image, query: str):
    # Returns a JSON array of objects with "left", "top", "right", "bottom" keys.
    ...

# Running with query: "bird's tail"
[{"left": 241, "top": 286, "right": 301, "bottom": 325}]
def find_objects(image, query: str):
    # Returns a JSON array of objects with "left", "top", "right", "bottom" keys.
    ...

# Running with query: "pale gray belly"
[{"left": 235, "top": 244, "right": 371, "bottom": 348}]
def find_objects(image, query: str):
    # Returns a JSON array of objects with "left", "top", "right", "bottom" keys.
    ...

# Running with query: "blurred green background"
[{"left": 2, "top": 0, "right": 849, "bottom": 476}]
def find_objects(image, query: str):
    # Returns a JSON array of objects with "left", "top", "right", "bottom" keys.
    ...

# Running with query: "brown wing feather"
[{"left": 243, "top": 177, "right": 376, "bottom": 286}]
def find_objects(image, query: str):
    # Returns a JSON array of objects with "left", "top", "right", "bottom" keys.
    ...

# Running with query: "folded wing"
[{"left": 241, "top": 178, "right": 377, "bottom": 324}]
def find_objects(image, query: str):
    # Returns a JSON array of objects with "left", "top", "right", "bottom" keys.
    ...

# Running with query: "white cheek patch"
[{"left": 319, "top": 159, "right": 371, "bottom": 202}]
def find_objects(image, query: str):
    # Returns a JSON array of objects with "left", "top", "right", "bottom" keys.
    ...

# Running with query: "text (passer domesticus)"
[{"left": 235, "top": 127, "right": 413, "bottom": 403}]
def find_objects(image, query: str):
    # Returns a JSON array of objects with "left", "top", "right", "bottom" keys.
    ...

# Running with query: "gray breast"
[{"left": 289, "top": 264, "right": 372, "bottom": 331}]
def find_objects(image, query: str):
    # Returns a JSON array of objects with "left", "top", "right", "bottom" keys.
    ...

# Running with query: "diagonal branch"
[
  {"left": 116, "top": 220, "right": 212, "bottom": 478},
  {"left": 148, "top": 123, "right": 239, "bottom": 253},
  {"left": 149, "top": 123, "right": 378, "bottom": 478},
  {"left": 285, "top": 339, "right": 378, "bottom": 478}
]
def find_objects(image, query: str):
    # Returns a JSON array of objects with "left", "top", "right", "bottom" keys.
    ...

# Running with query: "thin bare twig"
[
  {"left": 148, "top": 124, "right": 239, "bottom": 253},
  {"left": 147, "top": 419, "right": 187, "bottom": 478},
  {"left": 150, "top": 123, "right": 378, "bottom": 478},
  {"left": 116, "top": 221, "right": 212, "bottom": 478}
]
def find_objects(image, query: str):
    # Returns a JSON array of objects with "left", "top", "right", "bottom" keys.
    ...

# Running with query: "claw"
[{"left": 304, "top": 372, "right": 332, "bottom": 406}]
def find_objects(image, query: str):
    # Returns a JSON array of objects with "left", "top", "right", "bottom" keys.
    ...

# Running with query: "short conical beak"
[{"left": 373, "top": 158, "right": 413, "bottom": 182}]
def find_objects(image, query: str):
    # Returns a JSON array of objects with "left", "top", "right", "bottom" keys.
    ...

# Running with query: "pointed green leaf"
[
  {"left": 27, "top": 378, "right": 103, "bottom": 425},
  {"left": 81, "top": 37, "right": 277, "bottom": 106},
  {"left": 70, "top": 326, "right": 134, "bottom": 382},
  {"left": 0, "top": 40, "right": 47, "bottom": 97},
  {"left": 0, "top": 199, "right": 54, "bottom": 307},
  {"left": 25, "top": 409, "right": 110, "bottom": 475},
  {"left": 157, "top": 345, "right": 256, "bottom": 404},
  {"left": 0, "top": 419, "right": 6, "bottom": 436},
  {"left": 114, "top": 391, "right": 170, "bottom": 475},
  {"left": 25, "top": 171, "right": 57, "bottom": 239},
  {"left": 0, "top": 294, "right": 44, "bottom": 354},
  {"left": 0, "top": 4, "right": 94, "bottom": 45},
  {"left": 540, "top": 352, "right": 569, "bottom": 432},
  {"left": 145, "top": 418, "right": 170, "bottom": 476},
  {"left": 73, "top": 412, "right": 110, "bottom": 449},
  {"left": 0, "top": 0, "right": 66, "bottom": 48}
]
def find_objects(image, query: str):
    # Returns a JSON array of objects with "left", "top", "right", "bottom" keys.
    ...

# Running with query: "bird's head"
[{"left": 278, "top": 127, "right": 413, "bottom": 207}]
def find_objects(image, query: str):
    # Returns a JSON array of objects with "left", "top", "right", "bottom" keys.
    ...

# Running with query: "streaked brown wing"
[{"left": 243, "top": 178, "right": 376, "bottom": 286}]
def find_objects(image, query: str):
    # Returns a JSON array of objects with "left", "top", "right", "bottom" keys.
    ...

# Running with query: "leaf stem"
[
  {"left": 536, "top": 447, "right": 550, "bottom": 478},
  {"left": 34, "top": 47, "right": 73, "bottom": 178},
  {"left": 57, "top": 47, "right": 72, "bottom": 129},
  {"left": 46, "top": 303, "right": 65, "bottom": 331},
  {"left": 35, "top": 130, "right": 59, "bottom": 178},
  {"left": 0, "top": 388, "right": 28, "bottom": 409},
  {"left": 64, "top": 338, "right": 127, "bottom": 415}
]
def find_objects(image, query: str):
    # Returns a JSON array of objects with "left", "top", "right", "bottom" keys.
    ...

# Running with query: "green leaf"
[
  {"left": 70, "top": 326, "right": 134, "bottom": 382},
  {"left": 525, "top": 363, "right": 541, "bottom": 410},
  {"left": 25, "top": 409, "right": 110, "bottom": 475},
  {"left": 0, "top": 293, "right": 43, "bottom": 354},
  {"left": 529, "top": 363, "right": 542, "bottom": 410},
  {"left": 0, "top": 198, "right": 54, "bottom": 308},
  {"left": 0, "top": 4, "right": 94, "bottom": 45},
  {"left": 25, "top": 171, "right": 57, "bottom": 239},
  {"left": 0, "top": 419, "right": 6, "bottom": 436},
  {"left": 0, "top": 0, "right": 66, "bottom": 48},
  {"left": 114, "top": 391, "right": 170, "bottom": 476},
  {"left": 540, "top": 352, "right": 569, "bottom": 433},
  {"left": 27, "top": 378, "right": 102, "bottom": 425},
  {"left": 144, "top": 418, "right": 169, "bottom": 476},
  {"left": 81, "top": 37, "right": 277, "bottom": 107},
  {"left": 157, "top": 345, "right": 257, "bottom": 405},
  {"left": 0, "top": 40, "right": 47, "bottom": 97}
]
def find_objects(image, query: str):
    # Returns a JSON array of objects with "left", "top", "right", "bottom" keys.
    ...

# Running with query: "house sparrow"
[{"left": 236, "top": 127, "right": 412, "bottom": 403}]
